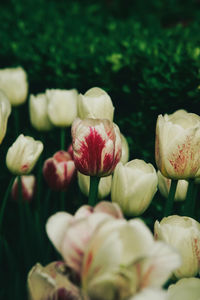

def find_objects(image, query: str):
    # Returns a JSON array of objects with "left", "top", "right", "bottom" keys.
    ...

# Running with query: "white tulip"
[
  {"left": 78, "top": 87, "right": 114, "bottom": 121},
  {"left": 46, "top": 89, "right": 78, "bottom": 127},
  {"left": 155, "top": 109, "right": 200, "bottom": 179},
  {"left": 29, "top": 93, "right": 53, "bottom": 131},
  {"left": 154, "top": 215, "right": 200, "bottom": 278},
  {"left": 167, "top": 278, "right": 200, "bottom": 300},
  {"left": 78, "top": 171, "right": 112, "bottom": 199},
  {"left": 157, "top": 171, "right": 189, "bottom": 201},
  {"left": 6, "top": 134, "right": 43, "bottom": 175},
  {"left": 0, "top": 90, "right": 11, "bottom": 143},
  {"left": 0, "top": 67, "right": 28, "bottom": 106},
  {"left": 111, "top": 160, "right": 158, "bottom": 216}
]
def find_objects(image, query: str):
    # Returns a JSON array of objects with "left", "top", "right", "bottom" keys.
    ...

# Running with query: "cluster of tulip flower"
[{"left": 1, "top": 66, "right": 200, "bottom": 300}]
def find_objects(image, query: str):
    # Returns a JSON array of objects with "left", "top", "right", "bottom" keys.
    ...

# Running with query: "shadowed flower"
[{"left": 43, "top": 151, "right": 76, "bottom": 191}]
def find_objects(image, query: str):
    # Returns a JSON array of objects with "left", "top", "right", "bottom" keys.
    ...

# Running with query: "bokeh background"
[{"left": 0, "top": 0, "right": 200, "bottom": 299}]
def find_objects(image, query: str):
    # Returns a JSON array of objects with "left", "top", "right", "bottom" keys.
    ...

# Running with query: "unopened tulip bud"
[
  {"left": 27, "top": 261, "right": 81, "bottom": 300},
  {"left": 6, "top": 134, "right": 43, "bottom": 175},
  {"left": 11, "top": 175, "right": 36, "bottom": 202},
  {"left": 111, "top": 160, "right": 158, "bottom": 216},
  {"left": 0, "top": 67, "right": 28, "bottom": 106},
  {"left": 0, "top": 90, "right": 11, "bottom": 143},
  {"left": 155, "top": 109, "right": 200, "bottom": 179},
  {"left": 78, "top": 172, "right": 112, "bottom": 199},
  {"left": 78, "top": 87, "right": 114, "bottom": 121},
  {"left": 46, "top": 89, "right": 78, "bottom": 127},
  {"left": 43, "top": 150, "right": 76, "bottom": 191},
  {"left": 154, "top": 215, "right": 200, "bottom": 278},
  {"left": 167, "top": 278, "right": 200, "bottom": 300},
  {"left": 120, "top": 133, "right": 129, "bottom": 164},
  {"left": 72, "top": 118, "right": 122, "bottom": 177},
  {"left": 157, "top": 171, "right": 189, "bottom": 201},
  {"left": 29, "top": 93, "right": 53, "bottom": 131}
]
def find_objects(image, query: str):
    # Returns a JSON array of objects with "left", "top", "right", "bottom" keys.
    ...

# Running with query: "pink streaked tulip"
[
  {"left": 11, "top": 175, "right": 36, "bottom": 202},
  {"left": 155, "top": 110, "right": 200, "bottom": 179},
  {"left": 46, "top": 202, "right": 123, "bottom": 275},
  {"left": 71, "top": 118, "right": 122, "bottom": 177},
  {"left": 43, "top": 151, "right": 76, "bottom": 191},
  {"left": 81, "top": 218, "right": 180, "bottom": 300}
]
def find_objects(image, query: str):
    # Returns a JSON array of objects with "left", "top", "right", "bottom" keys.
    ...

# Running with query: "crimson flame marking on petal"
[
  {"left": 21, "top": 164, "right": 29, "bottom": 171},
  {"left": 193, "top": 238, "right": 200, "bottom": 268},
  {"left": 75, "top": 127, "right": 107, "bottom": 176},
  {"left": 82, "top": 251, "right": 93, "bottom": 278}
]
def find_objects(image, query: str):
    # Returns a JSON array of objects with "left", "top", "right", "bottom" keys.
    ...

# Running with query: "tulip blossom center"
[{"left": 76, "top": 127, "right": 114, "bottom": 176}]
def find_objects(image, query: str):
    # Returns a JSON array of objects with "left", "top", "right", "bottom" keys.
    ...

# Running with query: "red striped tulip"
[
  {"left": 11, "top": 175, "right": 36, "bottom": 202},
  {"left": 71, "top": 118, "right": 122, "bottom": 177},
  {"left": 43, "top": 151, "right": 76, "bottom": 191}
]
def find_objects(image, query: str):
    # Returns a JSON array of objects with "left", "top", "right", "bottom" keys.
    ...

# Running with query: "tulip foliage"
[{"left": 1, "top": 67, "right": 200, "bottom": 300}]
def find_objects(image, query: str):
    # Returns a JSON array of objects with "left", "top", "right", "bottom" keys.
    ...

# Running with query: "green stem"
[
  {"left": 60, "top": 191, "right": 66, "bottom": 211},
  {"left": 164, "top": 179, "right": 178, "bottom": 217},
  {"left": 183, "top": 179, "right": 195, "bottom": 217},
  {"left": 0, "top": 177, "right": 15, "bottom": 233},
  {"left": 43, "top": 188, "right": 51, "bottom": 220},
  {"left": 88, "top": 176, "right": 100, "bottom": 207},
  {"left": 60, "top": 127, "right": 66, "bottom": 150}
]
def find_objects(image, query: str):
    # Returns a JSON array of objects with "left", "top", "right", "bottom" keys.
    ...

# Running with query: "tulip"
[
  {"left": 46, "top": 201, "right": 123, "bottom": 274},
  {"left": 157, "top": 171, "right": 189, "bottom": 201},
  {"left": 128, "top": 288, "right": 167, "bottom": 300},
  {"left": 0, "top": 67, "right": 28, "bottom": 106},
  {"left": 155, "top": 109, "right": 200, "bottom": 179},
  {"left": 46, "top": 89, "right": 78, "bottom": 127},
  {"left": 11, "top": 175, "right": 36, "bottom": 202},
  {"left": 67, "top": 144, "right": 74, "bottom": 159},
  {"left": 111, "top": 160, "right": 158, "bottom": 216},
  {"left": 167, "top": 278, "right": 200, "bottom": 300},
  {"left": 78, "top": 87, "right": 114, "bottom": 121},
  {"left": 27, "top": 261, "right": 81, "bottom": 300},
  {"left": 0, "top": 90, "right": 11, "bottom": 143},
  {"left": 46, "top": 209, "right": 180, "bottom": 300},
  {"left": 29, "top": 93, "right": 53, "bottom": 131},
  {"left": 81, "top": 218, "right": 180, "bottom": 300},
  {"left": 154, "top": 215, "right": 200, "bottom": 278},
  {"left": 120, "top": 133, "right": 129, "bottom": 164},
  {"left": 43, "top": 150, "right": 76, "bottom": 191},
  {"left": 78, "top": 171, "right": 112, "bottom": 199},
  {"left": 6, "top": 134, "right": 43, "bottom": 175},
  {"left": 72, "top": 118, "right": 122, "bottom": 177}
]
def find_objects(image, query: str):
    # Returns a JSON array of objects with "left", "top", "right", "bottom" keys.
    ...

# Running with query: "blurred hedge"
[{"left": 1, "top": 0, "right": 200, "bottom": 161}]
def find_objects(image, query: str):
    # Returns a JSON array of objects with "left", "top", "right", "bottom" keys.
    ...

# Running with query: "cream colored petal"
[
  {"left": 129, "top": 288, "right": 167, "bottom": 300},
  {"left": 46, "top": 212, "right": 73, "bottom": 253},
  {"left": 167, "top": 278, "right": 200, "bottom": 300}
]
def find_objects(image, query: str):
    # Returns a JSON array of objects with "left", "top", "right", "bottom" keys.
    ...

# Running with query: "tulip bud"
[
  {"left": 0, "top": 90, "right": 11, "bottom": 143},
  {"left": 0, "top": 67, "right": 28, "bottom": 106},
  {"left": 157, "top": 171, "right": 189, "bottom": 201},
  {"left": 78, "top": 171, "right": 112, "bottom": 199},
  {"left": 43, "top": 150, "right": 76, "bottom": 191},
  {"left": 6, "top": 134, "right": 43, "bottom": 175},
  {"left": 29, "top": 93, "right": 53, "bottom": 131},
  {"left": 27, "top": 261, "right": 81, "bottom": 300},
  {"left": 72, "top": 118, "right": 122, "bottom": 177},
  {"left": 154, "top": 215, "right": 200, "bottom": 278},
  {"left": 120, "top": 133, "right": 129, "bottom": 164},
  {"left": 155, "top": 109, "right": 200, "bottom": 179},
  {"left": 46, "top": 89, "right": 78, "bottom": 127},
  {"left": 11, "top": 175, "right": 36, "bottom": 202},
  {"left": 111, "top": 160, "right": 158, "bottom": 216},
  {"left": 78, "top": 87, "right": 114, "bottom": 121},
  {"left": 167, "top": 278, "right": 200, "bottom": 300}
]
